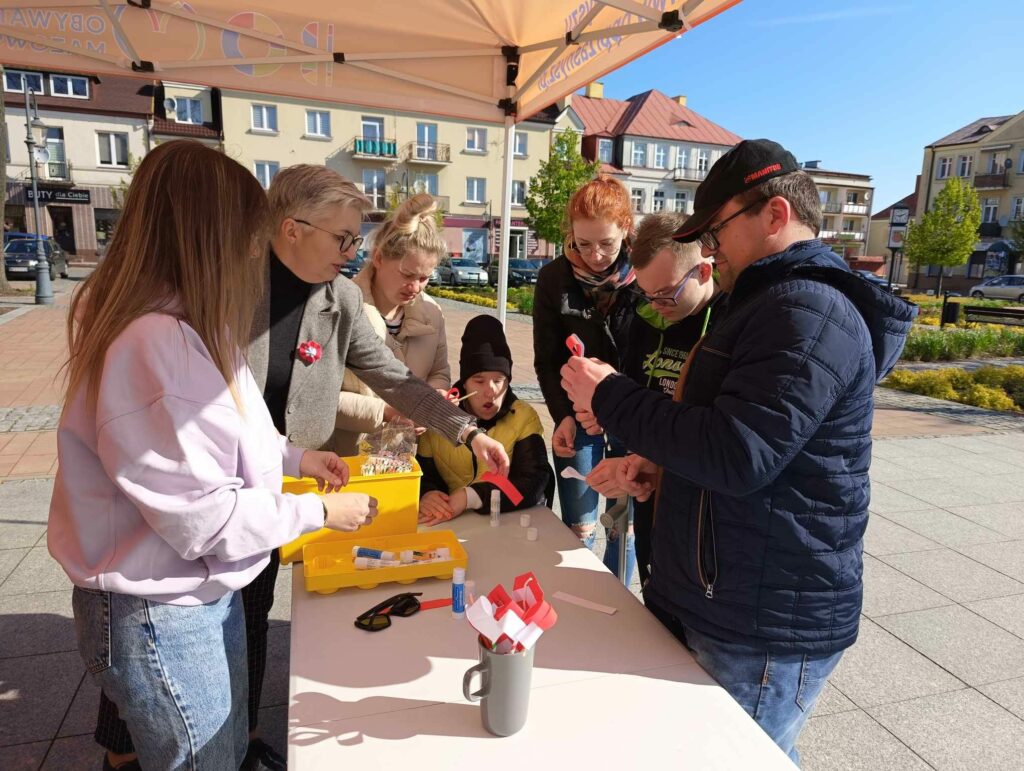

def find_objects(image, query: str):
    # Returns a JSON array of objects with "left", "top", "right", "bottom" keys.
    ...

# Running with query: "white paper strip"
[
  {"left": 553, "top": 591, "right": 617, "bottom": 615},
  {"left": 560, "top": 467, "right": 587, "bottom": 482}
]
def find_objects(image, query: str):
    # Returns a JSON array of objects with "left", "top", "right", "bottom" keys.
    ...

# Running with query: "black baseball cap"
[{"left": 673, "top": 139, "right": 800, "bottom": 242}]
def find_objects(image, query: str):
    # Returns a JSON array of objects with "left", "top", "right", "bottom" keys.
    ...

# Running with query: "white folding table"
[{"left": 287, "top": 506, "right": 795, "bottom": 769}]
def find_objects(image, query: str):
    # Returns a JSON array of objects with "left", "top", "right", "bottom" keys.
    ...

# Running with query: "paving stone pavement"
[{"left": 0, "top": 406, "right": 61, "bottom": 433}]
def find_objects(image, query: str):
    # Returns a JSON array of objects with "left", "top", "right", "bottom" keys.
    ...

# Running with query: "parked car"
[
  {"left": 4, "top": 237, "right": 68, "bottom": 282},
  {"left": 488, "top": 258, "right": 539, "bottom": 287},
  {"left": 968, "top": 275, "right": 1024, "bottom": 302},
  {"left": 436, "top": 258, "right": 487, "bottom": 287},
  {"left": 4, "top": 231, "right": 35, "bottom": 244},
  {"left": 340, "top": 250, "right": 367, "bottom": 280}
]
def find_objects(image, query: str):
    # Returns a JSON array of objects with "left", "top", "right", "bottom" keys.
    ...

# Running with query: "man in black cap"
[{"left": 559, "top": 139, "right": 916, "bottom": 763}]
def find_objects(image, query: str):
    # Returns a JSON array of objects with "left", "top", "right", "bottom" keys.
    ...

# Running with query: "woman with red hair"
[{"left": 532, "top": 175, "right": 637, "bottom": 582}]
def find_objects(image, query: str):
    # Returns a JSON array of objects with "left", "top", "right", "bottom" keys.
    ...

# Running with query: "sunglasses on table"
[
  {"left": 354, "top": 592, "right": 422, "bottom": 632},
  {"left": 631, "top": 263, "right": 703, "bottom": 307},
  {"left": 293, "top": 218, "right": 364, "bottom": 253}
]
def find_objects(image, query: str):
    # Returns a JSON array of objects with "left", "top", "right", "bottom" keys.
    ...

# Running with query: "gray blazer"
[{"left": 249, "top": 272, "right": 469, "bottom": 452}]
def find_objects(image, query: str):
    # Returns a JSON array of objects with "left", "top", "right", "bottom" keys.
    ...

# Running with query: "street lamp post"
[{"left": 22, "top": 80, "right": 53, "bottom": 305}]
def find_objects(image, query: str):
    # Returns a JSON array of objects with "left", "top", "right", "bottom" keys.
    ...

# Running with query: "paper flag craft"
[
  {"left": 465, "top": 571, "right": 558, "bottom": 653},
  {"left": 566, "top": 333, "right": 585, "bottom": 358},
  {"left": 481, "top": 471, "right": 524, "bottom": 506}
]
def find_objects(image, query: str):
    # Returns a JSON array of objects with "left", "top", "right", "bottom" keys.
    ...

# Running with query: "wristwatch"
[{"left": 462, "top": 427, "right": 486, "bottom": 447}]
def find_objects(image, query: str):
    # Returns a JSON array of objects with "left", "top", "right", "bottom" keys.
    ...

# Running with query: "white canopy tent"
[{"left": 0, "top": 0, "right": 740, "bottom": 322}]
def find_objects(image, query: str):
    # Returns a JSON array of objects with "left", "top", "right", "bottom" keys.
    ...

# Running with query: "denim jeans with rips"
[
  {"left": 72, "top": 586, "right": 248, "bottom": 771},
  {"left": 646, "top": 597, "right": 843, "bottom": 767}
]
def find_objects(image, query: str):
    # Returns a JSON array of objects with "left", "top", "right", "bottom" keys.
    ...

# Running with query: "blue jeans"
[
  {"left": 553, "top": 427, "right": 636, "bottom": 584},
  {"left": 72, "top": 587, "right": 248, "bottom": 770},
  {"left": 646, "top": 599, "right": 842, "bottom": 766}
]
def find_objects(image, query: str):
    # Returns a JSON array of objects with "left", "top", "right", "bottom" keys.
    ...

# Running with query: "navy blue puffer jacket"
[{"left": 593, "top": 240, "right": 917, "bottom": 654}]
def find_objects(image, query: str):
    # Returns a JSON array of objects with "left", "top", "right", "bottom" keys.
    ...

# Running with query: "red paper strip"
[
  {"left": 419, "top": 597, "right": 453, "bottom": 611},
  {"left": 481, "top": 471, "right": 524, "bottom": 506},
  {"left": 566, "top": 333, "right": 585, "bottom": 358}
]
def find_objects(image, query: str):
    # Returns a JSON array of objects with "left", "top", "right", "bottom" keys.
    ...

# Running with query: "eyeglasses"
[
  {"left": 698, "top": 199, "right": 764, "bottom": 252},
  {"left": 632, "top": 264, "right": 703, "bottom": 307},
  {"left": 571, "top": 238, "right": 622, "bottom": 257},
  {"left": 354, "top": 592, "right": 422, "bottom": 632},
  {"left": 293, "top": 218, "right": 363, "bottom": 253}
]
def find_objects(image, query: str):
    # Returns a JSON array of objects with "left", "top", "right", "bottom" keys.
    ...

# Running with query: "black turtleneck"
[{"left": 264, "top": 252, "right": 313, "bottom": 433}]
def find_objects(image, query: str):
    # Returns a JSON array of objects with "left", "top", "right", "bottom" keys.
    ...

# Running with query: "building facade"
[
  {"left": 802, "top": 161, "right": 875, "bottom": 261},
  {"left": 868, "top": 179, "right": 919, "bottom": 284},
  {"left": 571, "top": 83, "right": 741, "bottom": 222},
  {"left": 3, "top": 68, "right": 151, "bottom": 257},
  {"left": 219, "top": 90, "right": 578, "bottom": 264},
  {"left": 914, "top": 112, "right": 1024, "bottom": 291}
]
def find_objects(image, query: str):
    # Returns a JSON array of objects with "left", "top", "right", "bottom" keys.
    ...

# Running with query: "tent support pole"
[{"left": 496, "top": 118, "right": 516, "bottom": 327}]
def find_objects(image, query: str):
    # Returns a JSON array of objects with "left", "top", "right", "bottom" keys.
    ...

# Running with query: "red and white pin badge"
[{"left": 296, "top": 340, "right": 323, "bottom": 366}]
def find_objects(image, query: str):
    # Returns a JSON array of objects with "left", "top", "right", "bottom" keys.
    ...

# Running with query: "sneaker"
[
  {"left": 241, "top": 738, "right": 287, "bottom": 771},
  {"left": 102, "top": 757, "right": 141, "bottom": 771}
]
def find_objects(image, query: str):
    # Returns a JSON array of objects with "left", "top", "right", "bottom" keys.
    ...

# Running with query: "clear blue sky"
[{"left": 595, "top": 0, "right": 1024, "bottom": 212}]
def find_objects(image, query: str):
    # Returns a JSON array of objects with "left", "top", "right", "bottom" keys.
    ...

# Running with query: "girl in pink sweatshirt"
[{"left": 48, "top": 140, "right": 375, "bottom": 771}]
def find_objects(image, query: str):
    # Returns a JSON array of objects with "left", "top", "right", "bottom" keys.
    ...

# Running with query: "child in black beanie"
[{"left": 417, "top": 315, "right": 553, "bottom": 524}]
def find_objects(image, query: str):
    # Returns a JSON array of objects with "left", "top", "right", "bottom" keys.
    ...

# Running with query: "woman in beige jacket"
[{"left": 333, "top": 193, "right": 451, "bottom": 455}]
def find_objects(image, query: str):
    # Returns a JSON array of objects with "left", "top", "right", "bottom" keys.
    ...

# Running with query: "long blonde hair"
[
  {"left": 64, "top": 140, "right": 270, "bottom": 411},
  {"left": 371, "top": 193, "right": 446, "bottom": 263}
]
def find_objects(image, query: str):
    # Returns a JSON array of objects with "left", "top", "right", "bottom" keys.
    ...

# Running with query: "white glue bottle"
[
  {"left": 452, "top": 567, "right": 466, "bottom": 618},
  {"left": 490, "top": 489, "right": 501, "bottom": 527}
]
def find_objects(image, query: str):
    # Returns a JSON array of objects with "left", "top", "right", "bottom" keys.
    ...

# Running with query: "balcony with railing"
[
  {"left": 822, "top": 201, "right": 842, "bottom": 214},
  {"left": 403, "top": 142, "right": 451, "bottom": 165},
  {"left": 347, "top": 135, "right": 399, "bottom": 160},
  {"left": 974, "top": 171, "right": 1009, "bottom": 189},
  {"left": 45, "top": 161, "right": 73, "bottom": 183},
  {"left": 978, "top": 222, "right": 1003, "bottom": 237},
  {"left": 672, "top": 167, "right": 708, "bottom": 182},
  {"left": 843, "top": 202, "right": 869, "bottom": 215},
  {"left": 838, "top": 231, "right": 865, "bottom": 241}
]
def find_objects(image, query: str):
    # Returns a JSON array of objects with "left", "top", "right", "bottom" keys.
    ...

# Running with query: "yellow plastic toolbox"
[
  {"left": 302, "top": 530, "right": 468, "bottom": 593},
  {"left": 278, "top": 456, "right": 422, "bottom": 565}
]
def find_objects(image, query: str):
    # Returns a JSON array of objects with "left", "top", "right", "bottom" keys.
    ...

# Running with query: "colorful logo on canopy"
[
  {"left": 301, "top": 21, "right": 334, "bottom": 86},
  {"left": 222, "top": 11, "right": 286, "bottom": 77},
  {"left": 111, "top": 2, "right": 206, "bottom": 62}
]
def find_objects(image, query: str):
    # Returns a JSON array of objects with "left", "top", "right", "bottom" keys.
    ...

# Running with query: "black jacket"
[
  {"left": 593, "top": 240, "right": 917, "bottom": 654},
  {"left": 532, "top": 255, "right": 635, "bottom": 425}
]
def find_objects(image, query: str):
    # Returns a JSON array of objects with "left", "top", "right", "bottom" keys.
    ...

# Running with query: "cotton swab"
[{"left": 456, "top": 391, "right": 478, "bottom": 403}]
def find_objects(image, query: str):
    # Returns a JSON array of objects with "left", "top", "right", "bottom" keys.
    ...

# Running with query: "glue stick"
[
  {"left": 452, "top": 567, "right": 466, "bottom": 618},
  {"left": 353, "top": 556, "right": 401, "bottom": 570},
  {"left": 490, "top": 490, "right": 501, "bottom": 527},
  {"left": 352, "top": 546, "right": 397, "bottom": 561}
]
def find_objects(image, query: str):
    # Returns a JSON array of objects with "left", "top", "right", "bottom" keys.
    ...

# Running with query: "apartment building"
[
  {"left": 571, "top": 83, "right": 741, "bottom": 222},
  {"left": 914, "top": 112, "right": 1024, "bottom": 290},
  {"left": 3, "top": 68, "right": 151, "bottom": 257},
  {"left": 219, "top": 91, "right": 580, "bottom": 264},
  {"left": 802, "top": 161, "right": 875, "bottom": 260}
]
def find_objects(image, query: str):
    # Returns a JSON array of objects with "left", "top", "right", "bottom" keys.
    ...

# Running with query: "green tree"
[
  {"left": 110, "top": 153, "right": 142, "bottom": 210},
  {"left": 904, "top": 176, "right": 982, "bottom": 294},
  {"left": 1008, "top": 214, "right": 1024, "bottom": 272},
  {"left": 524, "top": 131, "right": 598, "bottom": 253}
]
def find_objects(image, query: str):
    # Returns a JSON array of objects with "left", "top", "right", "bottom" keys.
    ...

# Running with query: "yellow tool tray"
[
  {"left": 302, "top": 530, "right": 468, "bottom": 593},
  {"left": 279, "top": 456, "right": 422, "bottom": 565}
]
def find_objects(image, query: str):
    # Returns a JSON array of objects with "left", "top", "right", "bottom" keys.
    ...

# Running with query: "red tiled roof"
[
  {"left": 152, "top": 117, "right": 220, "bottom": 139},
  {"left": 573, "top": 90, "right": 741, "bottom": 146},
  {"left": 930, "top": 115, "right": 1015, "bottom": 147}
]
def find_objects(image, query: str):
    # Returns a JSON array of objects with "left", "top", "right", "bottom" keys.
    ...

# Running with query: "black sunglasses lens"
[
  {"left": 392, "top": 597, "right": 421, "bottom": 617},
  {"left": 354, "top": 613, "right": 391, "bottom": 632}
]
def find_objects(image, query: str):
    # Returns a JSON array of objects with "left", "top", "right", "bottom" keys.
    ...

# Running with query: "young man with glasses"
[
  {"left": 560, "top": 140, "right": 915, "bottom": 764},
  {"left": 94, "top": 165, "right": 510, "bottom": 771},
  {"left": 585, "top": 211, "right": 722, "bottom": 585}
]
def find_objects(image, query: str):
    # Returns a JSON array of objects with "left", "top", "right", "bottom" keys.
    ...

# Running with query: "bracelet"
[{"left": 463, "top": 428, "right": 485, "bottom": 447}]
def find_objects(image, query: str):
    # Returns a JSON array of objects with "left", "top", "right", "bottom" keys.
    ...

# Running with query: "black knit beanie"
[{"left": 460, "top": 315, "right": 512, "bottom": 382}]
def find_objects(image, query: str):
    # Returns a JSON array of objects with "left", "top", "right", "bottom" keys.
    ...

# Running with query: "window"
[
  {"left": 1012, "top": 197, "right": 1024, "bottom": 221},
  {"left": 982, "top": 197, "right": 999, "bottom": 223},
  {"left": 254, "top": 161, "right": 279, "bottom": 189},
  {"left": 97, "top": 131, "right": 129, "bottom": 167},
  {"left": 821, "top": 217, "right": 832, "bottom": 232},
  {"left": 512, "top": 180, "right": 526, "bottom": 206},
  {"left": 45, "top": 127, "right": 68, "bottom": 179},
  {"left": 94, "top": 209, "right": 120, "bottom": 248},
  {"left": 305, "top": 110, "right": 330, "bottom": 138},
  {"left": 410, "top": 172, "right": 438, "bottom": 196},
  {"left": 463, "top": 229, "right": 489, "bottom": 263},
  {"left": 598, "top": 138, "right": 613, "bottom": 164},
  {"left": 49, "top": 74, "right": 88, "bottom": 99},
  {"left": 1019, "top": 149, "right": 1024, "bottom": 174},
  {"left": 362, "top": 117, "right": 384, "bottom": 141},
  {"left": 363, "top": 169, "right": 386, "bottom": 209},
  {"left": 653, "top": 144, "right": 667, "bottom": 169},
  {"left": 631, "top": 142, "right": 647, "bottom": 167},
  {"left": 251, "top": 104, "right": 278, "bottom": 133},
  {"left": 631, "top": 188, "right": 644, "bottom": 213},
  {"left": 675, "top": 148, "right": 687, "bottom": 170},
  {"left": 937, "top": 157, "right": 951, "bottom": 178},
  {"left": 514, "top": 132, "right": 528, "bottom": 157},
  {"left": 988, "top": 154, "right": 1002, "bottom": 174},
  {"left": 174, "top": 97, "right": 202, "bottom": 124},
  {"left": 4, "top": 70, "right": 42, "bottom": 94},
  {"left": 958, "top": 155, "right": 973, "bottom": 177},
  {"left": 466, "top": 127, "right": 487, "bottom": 153},
  {"left": 697, "top": 149, "right": 709, "bottom": 173},
  {"left": 652, "top": 190, "right": 665, "bottom": 212},
  {"left": 416, "top": 122, "right": 438, "bottom": 159},
  {"left": 466, "top": 177, "right": 486, "bottom": 203},
  {"left": 674, "top": 191, "right": 688, "bottom": 213},
  {"left": 846, "top": 191, "right": 859, "bottom": 205},
  {"left": 843, "top": 218, "right": 856, "bottom": 232}
]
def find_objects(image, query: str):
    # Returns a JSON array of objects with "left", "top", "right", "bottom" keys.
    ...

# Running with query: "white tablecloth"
[{"left": 287, "top": 506, "right": 795, "bottom": 769}]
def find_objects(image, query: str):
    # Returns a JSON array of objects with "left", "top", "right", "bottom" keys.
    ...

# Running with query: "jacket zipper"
[{"left": 695, "top": 490, "right": 719, "bottom": 599}]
